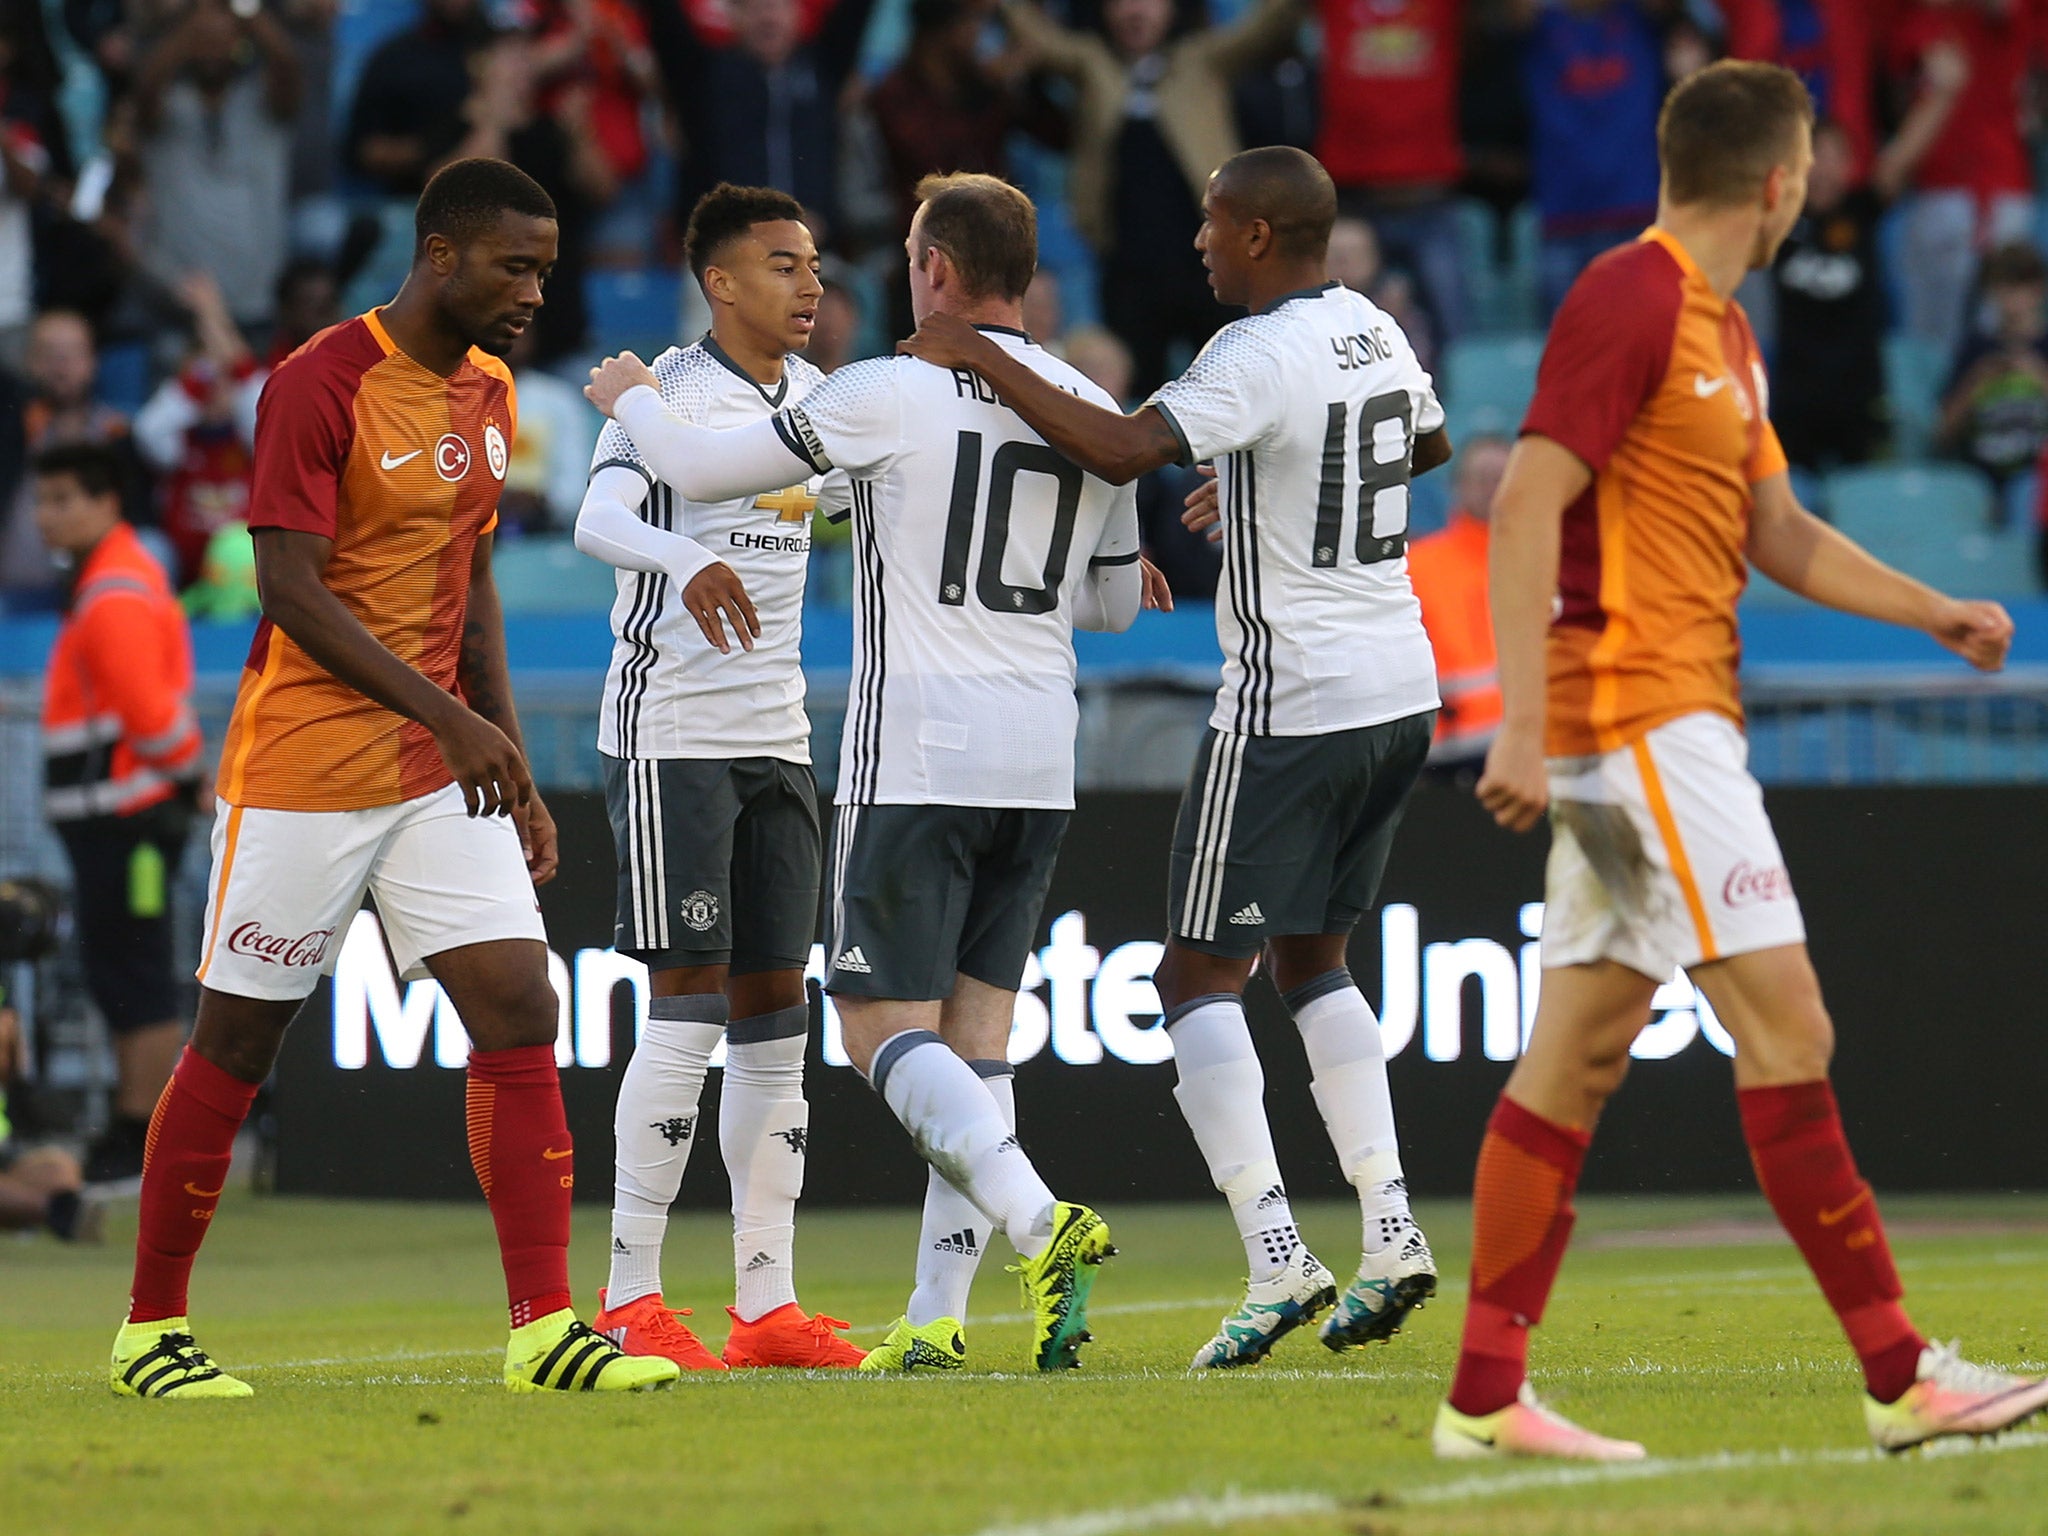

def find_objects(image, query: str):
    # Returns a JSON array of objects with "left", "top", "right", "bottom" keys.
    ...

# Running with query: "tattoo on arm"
[{"left": 458, "top": 616, "right": 515, "bottom": 737}]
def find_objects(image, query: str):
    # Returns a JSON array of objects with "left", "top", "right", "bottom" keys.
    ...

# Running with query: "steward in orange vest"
[
  {"left": 34, "top": 442, "right": 201, "bottom": 1183},
  {"left": 1407, "top": 437, "right": 1511, "bottom": 767}
]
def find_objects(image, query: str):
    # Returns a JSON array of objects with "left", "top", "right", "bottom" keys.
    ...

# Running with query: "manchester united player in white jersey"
[
  {"left": 902, "top": 146, "right": 1453, "bottom": 1370},
  {"left": 572, "top": 185, "right": 864, "bottom": 1372},
  {"left": 587, "top": 173, "right": 1168, "bottom": 1375}
]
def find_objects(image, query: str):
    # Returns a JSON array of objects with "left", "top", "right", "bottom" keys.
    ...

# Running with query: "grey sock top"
[
  {"left": 969, "top": 1058, "right": 1015, "bottom": 1079},
  {"left": 1281, "top": 967, "right": 1354, "bottom": 1015},
  {"left": 727, "top": 1002, "right": 808, "bottom": 1045},
  {"left": 1161, "top": 992, "right": 1242, "bottom": 1030},
  {"left": 869, "top": 1028, "right": 944, "bottom": 1094},
  {"left": 649, "top": 992, "right": 731, "bottom": 1024}
]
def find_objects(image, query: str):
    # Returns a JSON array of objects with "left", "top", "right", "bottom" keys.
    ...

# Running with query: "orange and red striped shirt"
[
  {"left": 1523, "top": 229, "right": 1788, "bottom": 758},
  {"left": 218, "top": 311, "right": 516, "bottom": 811}
]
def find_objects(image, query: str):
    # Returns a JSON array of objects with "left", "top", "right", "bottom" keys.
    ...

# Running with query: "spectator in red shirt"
[
  {"left": 531, "top": 0, "right": 660, "bottom": 187},
  {"left": 134, "top": 274, "right": 262, "bottom": 587},
  {"left": 868, "top": 0, "right": 1065, "bottom": 335},
  {"left": 1888, "top": 0, "right": 2039, "bottom": 362},
  {"left": 1318, "top": 0, "right": 1467, "bottom": 339},
  {"left": 1719, "top": 0, "right": 1876, "bottom": 173}
]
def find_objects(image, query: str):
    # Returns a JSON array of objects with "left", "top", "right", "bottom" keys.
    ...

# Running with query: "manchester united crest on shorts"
[{"left": 679, "top": 890, "right": 719, "bottom": 932}]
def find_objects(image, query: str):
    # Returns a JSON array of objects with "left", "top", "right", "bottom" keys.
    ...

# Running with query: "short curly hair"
[
  {"left": 414, "top": 158, "right": 557, "bottom": 257},
  {"left": 685, "top": 184, "right": 811, "bottom": 282}
]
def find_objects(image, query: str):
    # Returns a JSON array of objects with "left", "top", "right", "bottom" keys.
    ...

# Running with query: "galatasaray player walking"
[
  {"left": 109, "top": 159, "right": 678, "bottom": 1399},
  {"left": 1435, "top": 62, "right": 2043, "bottom": 1460}
]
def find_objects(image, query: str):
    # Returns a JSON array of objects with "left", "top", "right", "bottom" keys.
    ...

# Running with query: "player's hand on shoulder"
[
  {"left": 584, "top": 351, "right": 659, "bottom": 418},
  {"left": 683, "top": 560, "right": 760, "bottom": 654},
  {"left": 1139, "top": 555, "right": 1173, "bottom": 612},
  {"left": 1476, "top": 722, "right": 1549, "bottom": 834},
  {"left": 897, "top": 311, "right": 987, "bottom": 372},
  {"left": 1181, "top": 463, "right": 1221, "bottom": 543},
  {"left": 1930, "top": 597, "right": 2014, "bottom": 673},
  {"left": 431, "top": 706, "right": 533, "bottom": 819},
  {"left": 517, "top": 791, "right": 560, "bottom": 886}
]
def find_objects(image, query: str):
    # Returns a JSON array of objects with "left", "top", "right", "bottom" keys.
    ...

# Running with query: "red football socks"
[
  {"left": 1740, "top": 1079, "right": 1924, "bottom": 1404},
  {"left": 1449, "top": 1096, "right": 1591, "bottom": 1417},
  {"left": 128, "top": 1048, "right": 260, "bottom": 1324},
  {"left": 466, "top": 1044, "right": 574, "bottom": 1329}
]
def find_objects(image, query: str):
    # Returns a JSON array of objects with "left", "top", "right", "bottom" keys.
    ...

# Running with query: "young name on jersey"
[{"left": 1148, "top": 282, "right": 1444, "bottom": 739}]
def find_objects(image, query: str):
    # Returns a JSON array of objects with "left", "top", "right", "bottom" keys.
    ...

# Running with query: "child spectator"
[{"left": 1939, "top": 241, "right": 2048, "bottom": 510}]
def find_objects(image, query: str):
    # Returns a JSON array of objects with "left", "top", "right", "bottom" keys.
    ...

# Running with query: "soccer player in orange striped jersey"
[
  {"left": 1435, "top": 62, "right": 2046, "bottom": 1461},
  {"left": 109, "top": 159, "right": 678, "bottom": 1400}
]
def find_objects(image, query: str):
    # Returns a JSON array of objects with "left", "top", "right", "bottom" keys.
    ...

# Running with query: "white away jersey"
[
  {"left": 593, "top": 339, "right": 845, "bottom": 762},
  {"left": 1149, "top": 282, "right": 1444, "bottom": 737},
  {"left": 771, "top": 327, "right": 1140, "bottom": 808}
]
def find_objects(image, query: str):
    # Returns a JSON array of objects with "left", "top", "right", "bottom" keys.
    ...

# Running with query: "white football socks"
[
  {"left": 608, "top": 993, "right": 727, "bottom": 1307},
  {"left": 1285, "top": 968, "right": 1413, "bottom": 1256},
  {"left": 907, "top": 1060, "right": 1015, "bottom": 1326},
  {"left": 872, "top": 1030, "right": 1056, "bottom": 1260},
  {"left": 1166, "top": 993, "right": 1300, "bottom": 1282},
  {"left": 721, "top": 1004, "right": 809, "bottom": 1323}
]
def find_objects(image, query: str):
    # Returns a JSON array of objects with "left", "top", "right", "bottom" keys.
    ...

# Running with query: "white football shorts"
[
  {"left": 195, "top": 783, "right": 547, "bottom": 1002},
  {"left": 1541, "top": 711, "right": 1805, "bottom": 979}
]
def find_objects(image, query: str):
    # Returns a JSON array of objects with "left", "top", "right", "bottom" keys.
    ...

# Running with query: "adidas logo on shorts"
[
  {"left": 1228, "top": 902, "right": 1266, "bottom": 926},
  {"left": 932, "top": 1228, "right": 980, "bottom": 1256},
  {"left": 833, "top": 946, "right": 872, "bottom": 974}
]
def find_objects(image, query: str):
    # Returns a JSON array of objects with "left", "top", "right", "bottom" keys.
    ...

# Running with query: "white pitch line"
[{"left": 966, "top": 1432, "right": 2048, "bottom": 1536}]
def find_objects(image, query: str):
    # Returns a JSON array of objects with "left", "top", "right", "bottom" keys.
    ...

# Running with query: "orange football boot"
[
  {"left": 592, "top": 1289, "right": 728, "bottom": 1372},
  {"left": 721, "top": 1304, "right": 867, "bottom": 1368}
]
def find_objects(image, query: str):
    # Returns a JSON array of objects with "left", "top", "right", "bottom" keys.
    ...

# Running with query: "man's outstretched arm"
[
  {"left": 899, "top": 314, "right": 1181, "bottom": 485},
  {"left": 1746, "top": 472, "right": 2011, "bottom": 669},
  {"left": 587, "top": 353, "right": 819, "bottom": 504}
]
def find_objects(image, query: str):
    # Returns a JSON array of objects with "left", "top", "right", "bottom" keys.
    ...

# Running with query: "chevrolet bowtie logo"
[{"left": 755, "top": 484, "right": 815, "bottom": 523}]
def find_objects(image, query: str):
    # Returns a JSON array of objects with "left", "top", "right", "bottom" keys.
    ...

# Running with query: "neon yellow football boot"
[
  {"left": 504, "top": 1308, "right": 681, "bottom": 1392},
  {"left": 858, "top": 1315, "right": 968, "bottom": 1373},
  {"left": 1012, "top": 1202, "right": 1114, "bottom": 1371},
  {"left": 110, "top": 1318, "right": 254, "bottom": 1399}
]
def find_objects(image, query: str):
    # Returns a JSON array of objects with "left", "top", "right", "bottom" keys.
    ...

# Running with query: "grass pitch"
[{"left": 8, "top": 1194, "right": 2048, "bottom": 1536}]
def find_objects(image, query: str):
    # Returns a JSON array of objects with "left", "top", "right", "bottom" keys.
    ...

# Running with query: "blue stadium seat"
[
  {"left": 492, "top": 538, "right": 621, "bottom": 614},
  {"left": 1442, "top": 332, "right": 1544, "bottom": 422},
  {"left": 1883, "top": 334, "right": 1948, "bottom": 459},
  {"left": 586, "top": 268, "right": 682, "bottom": 360},
  {"left": 1825, "top": 463, "right": 1993, "bottom": 545},
  {"left": 1451, "top": 199, "right": 1543, "bottom": 336},
  {"left": 1855, "top": 524, "right": 2039, "bottom": 599}
]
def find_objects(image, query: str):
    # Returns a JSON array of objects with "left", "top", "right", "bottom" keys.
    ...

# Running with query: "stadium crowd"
[{"left": 4, "top": 0, "right": 2048, "bottom": 613}]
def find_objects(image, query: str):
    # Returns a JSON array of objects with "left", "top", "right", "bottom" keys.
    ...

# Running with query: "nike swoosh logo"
[
  {"left": 1693, "top": 374, "right": 1730, "bottom": 398},
  {"left": 1818, "top": 1188, "right": 1873, "bottom": 1227},
  {"left": 541, "top": 1147, "right": 573, "bottom": 1160},
  {"left": 184, "top": 1181, "right": 224, "bottom": 1198},
  {"left": 380, "top": 449, "right": 422, "bottom": 470}
]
